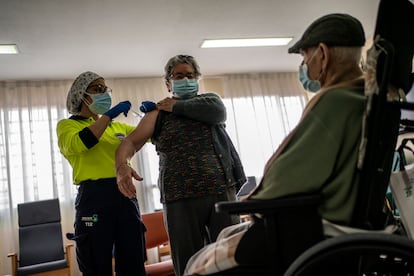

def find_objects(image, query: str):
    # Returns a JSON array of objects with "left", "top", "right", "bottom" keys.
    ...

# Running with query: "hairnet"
[{"left": 66, "top": 71, "right": 102, "bottom": 114}]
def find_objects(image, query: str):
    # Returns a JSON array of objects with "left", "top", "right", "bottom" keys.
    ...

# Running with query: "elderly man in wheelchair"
[{"left": 184, "top": 1, "right": 414, "bottom": 275}]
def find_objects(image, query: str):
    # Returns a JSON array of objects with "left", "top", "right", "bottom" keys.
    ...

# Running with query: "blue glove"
[
  {"left": 140, "top": 101, "right": 157, "bottom": 113},
  {"left": 104, "top": 101, "right": 131, "bottom": 119}
]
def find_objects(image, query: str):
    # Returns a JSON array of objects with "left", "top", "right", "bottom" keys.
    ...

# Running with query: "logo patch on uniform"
[
  {"left": 115, "top": 133, "right": 125, "bottom": 141},
  {"left": 81, "top": 214, "right": 98, "bottom": 227}
]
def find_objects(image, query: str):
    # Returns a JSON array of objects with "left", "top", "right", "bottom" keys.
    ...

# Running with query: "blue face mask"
[
  {"left": 172, "top": 78, "right": 198, "bottom": 99},
  {"left": 299, "top": 64, "right": 321, "bottom": 93},
  {"left": 85, "top": 91, "right": 112, "bottom": 114},
  {"left": 298, "top": 49, "right": 321, "bottom": 93}
]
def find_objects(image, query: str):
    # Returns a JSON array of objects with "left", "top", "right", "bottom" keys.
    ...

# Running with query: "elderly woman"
[
  {"left": 56, "top": 71, "right": 146, "bottom": 276},
  {"left": 115, "top": 55, "right": 246, "bottom": 276}
]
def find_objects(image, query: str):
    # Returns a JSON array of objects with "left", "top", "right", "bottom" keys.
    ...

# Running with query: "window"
[
  {"left": 0, "top": 107, "right": 76, "bottom": 211},
  {"left": 223, "top": 96, "right": 303, "bottom": 177}
]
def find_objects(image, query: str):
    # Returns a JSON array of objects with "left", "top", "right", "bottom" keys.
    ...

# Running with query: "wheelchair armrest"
[
  {"left": 215, "top": 194, "right": 322, "bottom": 215},
  {"left": 215, "top": 194, "right": 324, "bottom": 273}
]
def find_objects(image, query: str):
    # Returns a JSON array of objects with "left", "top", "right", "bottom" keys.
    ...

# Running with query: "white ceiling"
[{"left": 0, "top": 0, "right": 381, "bottom": 82}]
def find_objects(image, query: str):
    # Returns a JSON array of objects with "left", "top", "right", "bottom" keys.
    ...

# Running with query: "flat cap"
[{"left": 288, "top": 13, "right": 365, "bottom": 54}]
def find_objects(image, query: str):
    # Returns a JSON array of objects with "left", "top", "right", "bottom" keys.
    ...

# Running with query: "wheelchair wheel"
[{"left": 284, "top": 233, "right": 414, "bottom": 276}]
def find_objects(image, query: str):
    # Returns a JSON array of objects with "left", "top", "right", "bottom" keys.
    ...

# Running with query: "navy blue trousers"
[{"left": 73, "top": 178, "right": 146, "bottom": 276}]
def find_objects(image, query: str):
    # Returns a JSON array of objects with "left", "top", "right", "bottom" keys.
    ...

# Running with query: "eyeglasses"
[
  {"left": 170, "top": 73, "right": 196, "bottom": 80},
  {"left": 86, "top": 84, "right": 112, "bottom": 94}
]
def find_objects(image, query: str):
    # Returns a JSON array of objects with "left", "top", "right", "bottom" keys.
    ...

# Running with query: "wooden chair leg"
[
  {"left": 65, "top": 244, "right": 74, "bottom": 276},
  {"left": 7, "top": 253, "right": 18, "bottom": 276}
]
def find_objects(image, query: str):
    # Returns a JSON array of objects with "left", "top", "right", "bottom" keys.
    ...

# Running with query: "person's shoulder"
[
  {"left": 199, "top": 91, "right": 222, "bottom": 98},
  {"left": 56, "top": 118, "right": 67, "bottom": 129},
  {"left": 60, "top": 115, "right": 87, "bottom": 121},
  {"left": 57, "top": 115, "right": 90, "bottom": 127},
  {"left": 314, "top": 87, "right": 365, "bottom": 117},
  {"left": 56, "top": 116, "right": 83, "bottom": 133},
  {"left": 323, "top": 87, "right": 365, "bottom": 103},
  {"left": 57, "top": 116, "right": 77, "bottom": 125}
]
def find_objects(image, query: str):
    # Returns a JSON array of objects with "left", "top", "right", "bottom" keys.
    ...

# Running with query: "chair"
[
  {"left": 201, "top": 0, "right": 414, "bottom": 275},
  {"left": 7, "top": 198, "right": 74, "bottom": 276},
  {"left": 141, "top": 211, "right": 175, "bottom": 276}
]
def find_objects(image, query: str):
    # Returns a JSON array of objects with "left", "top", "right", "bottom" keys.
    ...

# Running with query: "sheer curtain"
[
  {"left": 221, "top": 73, "right": 308, "bottom": 178},
  {"left": 0, "top": 72, "right": 307, "bottom": 275},
  {"left": 0, "top": 79, "right": 76, "bottom": 275}
]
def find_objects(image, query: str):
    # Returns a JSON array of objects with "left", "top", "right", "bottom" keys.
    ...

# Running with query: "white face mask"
[{"left": 298, "top": 49, "right": 321, "bottom": 93}]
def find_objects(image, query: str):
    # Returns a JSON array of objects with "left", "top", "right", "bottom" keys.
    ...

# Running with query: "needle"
[{"left": 130, "top": 109, "right": 144, "bottom": 118}]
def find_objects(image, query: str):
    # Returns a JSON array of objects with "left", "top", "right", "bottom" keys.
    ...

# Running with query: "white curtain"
[
  {"left": 221, "top": 73, "right": 308, "bottom": 178},
  {"left": 0, "top": 79, "right": 76, "bottom": 274},
  {"left": 0, "top": 72, "right": 307, "bottom": 275}
]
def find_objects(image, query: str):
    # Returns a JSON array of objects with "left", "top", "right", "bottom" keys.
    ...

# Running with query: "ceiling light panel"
[
  {"left": 0, "top": 44, "right": 19, "bottom": 54},
  {"left": 201, "top": 37, "right": 292, "bottom": 48}
]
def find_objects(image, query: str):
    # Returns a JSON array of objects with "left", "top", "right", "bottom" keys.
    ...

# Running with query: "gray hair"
[
  {"left": 164, "top": 54, "right": 201, "bottom": 81},
  {"left": 329, "top": 46, "right": 362, "bottom": 66}
]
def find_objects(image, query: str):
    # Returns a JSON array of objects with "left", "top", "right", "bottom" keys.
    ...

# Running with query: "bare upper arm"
[{"left": 126, "top": 109, "right": 159, "bottom": 150}]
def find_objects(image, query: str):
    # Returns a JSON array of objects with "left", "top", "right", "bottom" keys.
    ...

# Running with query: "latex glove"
[
  {"left": 104, "top": 101, "right": 131, "bottom": 119},
  {"left": 139, "top": 101, "right": 157, "bottom": 113}
]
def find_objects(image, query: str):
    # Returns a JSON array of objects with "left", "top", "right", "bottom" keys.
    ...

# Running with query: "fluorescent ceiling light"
[
  {"left": 0, "top": 44, "right": 19, "bottom": 54},
  {"left": 201, "top": 37, "right": 292, "bottom": 48}
]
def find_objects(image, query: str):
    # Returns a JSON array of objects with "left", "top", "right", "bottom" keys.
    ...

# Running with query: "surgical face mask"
[
  {"left": 299, "top": 64, "right": 321, "bottom": 93},
  {"left": 171, "top": 78, "right": 198, "bottom": 99},
  {"left": 299, "top": 50, "right": 321, "bottom": 93},
  {"left": 84, "top": 91, "right": 112, "bottom": 114}
]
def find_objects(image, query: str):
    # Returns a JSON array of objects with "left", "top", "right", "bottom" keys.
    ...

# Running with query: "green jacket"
[{"left": 251, "top": 86, "right": 365, "bottom": 225}]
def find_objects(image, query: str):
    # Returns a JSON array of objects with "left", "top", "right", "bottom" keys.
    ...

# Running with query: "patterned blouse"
[{"left": 152, "top": 112, "right": 228, "bottom": 203}]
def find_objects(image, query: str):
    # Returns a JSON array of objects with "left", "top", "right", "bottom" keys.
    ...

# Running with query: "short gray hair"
[
  {"left": 164, "top": 55, "right": 201, "bottom": 81},
  {"left": 329, "top": 46, "right": 362, "bottom": 66}
]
